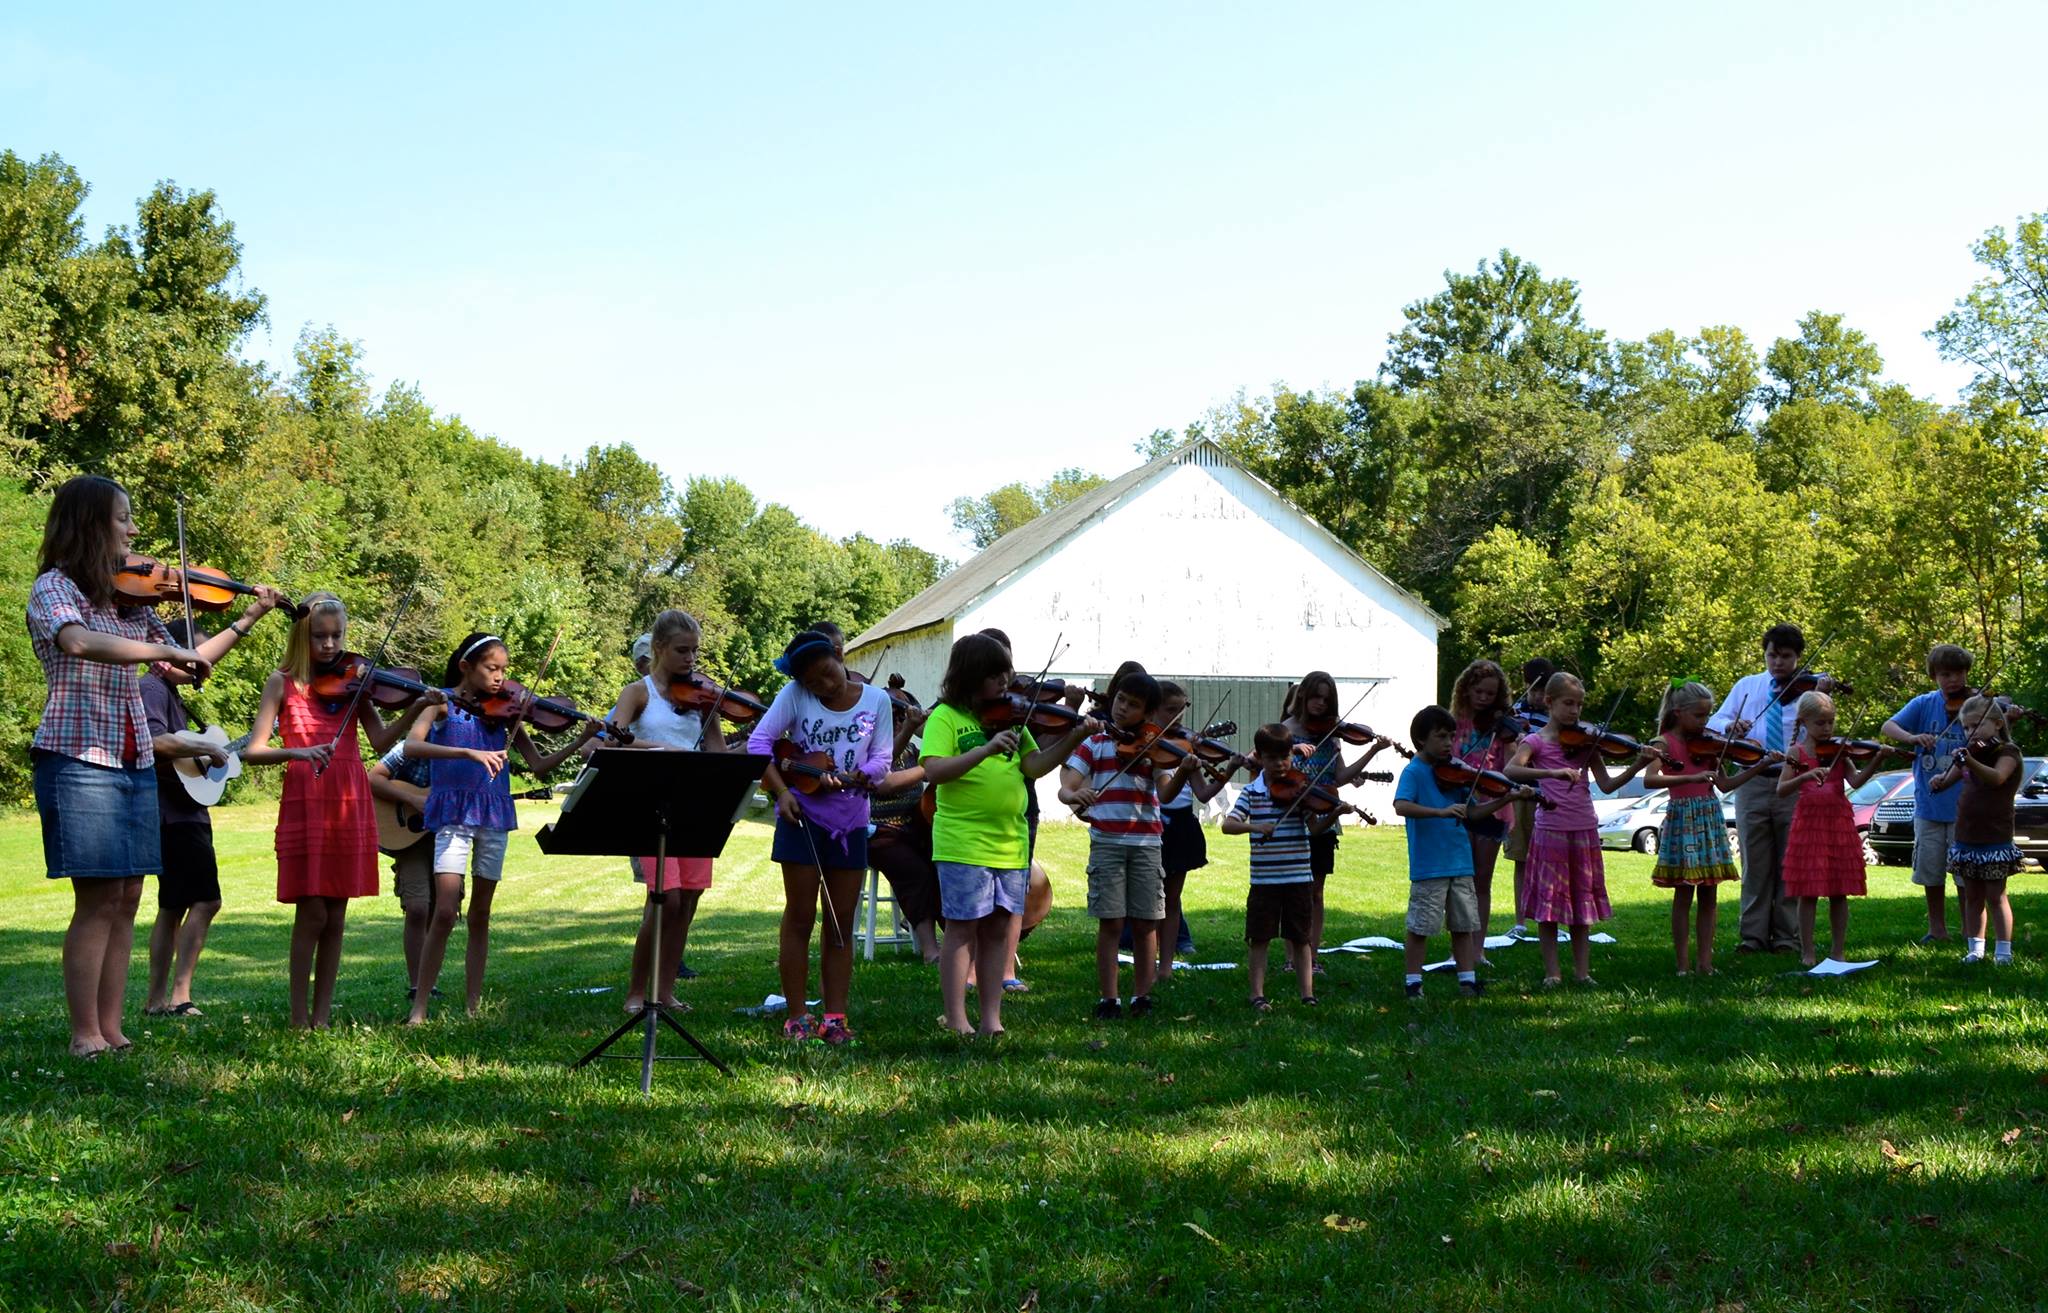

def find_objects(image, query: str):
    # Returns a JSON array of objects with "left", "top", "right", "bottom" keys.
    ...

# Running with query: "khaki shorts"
[
  {"left": 1503, "top": 799, "right": 1535, "bottom": 861},
  {"left": 1085, "top": 837, "right": 1166, "bottom": 921},
  {"left": 391, "top": 842, "right": 434, "bottom": 911},
  {"left": 1406, "top": 875, "right": 1480, "bottom": 936},
  {"left": 1912, "top": 819, "right": 1957, "bottom": 888}
]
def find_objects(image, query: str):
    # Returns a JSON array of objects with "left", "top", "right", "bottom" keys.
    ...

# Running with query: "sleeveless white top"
[{"left": 627, "top": 675, "right": 705, "bottom": 750}]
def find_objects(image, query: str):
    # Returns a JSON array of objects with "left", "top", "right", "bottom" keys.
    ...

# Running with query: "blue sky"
[{"left": 5, "top": 3, "right": 2042, "bottom": 555}]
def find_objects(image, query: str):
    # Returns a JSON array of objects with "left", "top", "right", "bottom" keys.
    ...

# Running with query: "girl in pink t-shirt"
[{"left": 1645, "top": 681, "right": 1782, "bottom": 977}]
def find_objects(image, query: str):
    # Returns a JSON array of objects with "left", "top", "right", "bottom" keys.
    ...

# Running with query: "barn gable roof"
[{"left": 849, "top": 439, "right": 1444, "bottom": 652}]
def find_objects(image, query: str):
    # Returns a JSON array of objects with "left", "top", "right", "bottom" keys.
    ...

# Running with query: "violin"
[
  {"left": 882, "top": 673, "right": 922, "bottom": 718},
  {"left": 307, "top": 654, "right": 440, "bottom": 712},
  {"left": 1262, "top": 765, "right": 1377, "bottom": 825},
  {"left": 1298, "top": 717, "right": 1416, "bottom": 759},
  {"left": 1682, "top": 727, "right": 1783, "bottom": 769},
  {"left": 1807, "top": 737, "right": 1909, "bottom": 768},
  {"left": 116, "top": 554, "right": 300, "bottom": 616},
  {"left": 977, "top": 691, "right": 1088, "bottom": 736},
  {"left": 1103, "top": 720, "right": 1189, "bottom": 772},
  {"left": 456, "top": 678, "right": 633, "bottom": 744},
  {"left": 1944, "top": 687, "right": 2042, "bottom": 726},
  {"left": 1432, "top": 757, "right": 1549, "bottom": 808},
  {"left": 1499, "top": 709, "right": 1549, "bottom": 737},
  {"left": 770, "top": 740, "right": 867, "bottom": 794},
  {"left": 666, "top": 674, "right": 771, "bottom": 727},
  {"left": 1774, "top": 670, "right": 1850, "bottom": 703},
  {"left": 1555, "top": 721, "right": 1671, "bottom": 764}
]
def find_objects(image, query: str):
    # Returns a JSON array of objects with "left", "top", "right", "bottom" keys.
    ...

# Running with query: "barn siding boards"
[{"left": 846, "top": 439, "right": 1441, "bottom": 827}]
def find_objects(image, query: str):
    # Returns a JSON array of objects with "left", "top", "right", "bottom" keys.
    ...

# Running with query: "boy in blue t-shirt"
[
  {"left": 1393, "top": 706, "right": 1518, "bottom": 1000},
  {"left": 1879, "top": 643, "right": 1975, "bottom": 943}
]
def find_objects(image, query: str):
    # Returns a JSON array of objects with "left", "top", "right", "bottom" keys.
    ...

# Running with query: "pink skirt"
[
  {"left": 633, "top": 856, "right": 714, "bottom": 893},
  {"left": 1521, "top": 827, "right": 1610, "bottom": 926}
]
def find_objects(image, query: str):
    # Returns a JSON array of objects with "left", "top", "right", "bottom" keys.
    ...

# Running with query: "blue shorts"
[
  {"left": 937, "top": 862, "right": 1030, "bottom": 921},
  {"left": 32, "top": 750, "right": 161, "bottom": 880},
  {"left": 771, "top": 813, "right": 869, "bottom": 870}
]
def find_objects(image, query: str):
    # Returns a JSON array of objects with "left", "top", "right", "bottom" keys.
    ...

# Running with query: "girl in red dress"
[
  {"left": 1777, "top": 691, "right": 1887, "bottom": 967},
  {"left": 244, "top": 595, "right": 437, "bottom": 1027}
]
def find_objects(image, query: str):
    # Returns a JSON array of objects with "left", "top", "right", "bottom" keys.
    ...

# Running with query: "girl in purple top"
[
  {"left": 749, "top": 628, "right": 918, "bottom": 1045},
  {"left": 403, "top": 632, "right": 598, "bottom": 1023},
  {"left": 1506, "top": 673, "right": 1658, "bottom": 986}
]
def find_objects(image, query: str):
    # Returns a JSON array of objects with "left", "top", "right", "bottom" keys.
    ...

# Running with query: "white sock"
[
  {"left": 1995, "top": 940, "right": 2012, "bottom": 960},
  {"left": 1457, "top": 970, "right": 1477, "bottom": 984},
  {"left": 1967, "top": 937, "right": 1986, "bottom": 956},
  {"left": 1405, "top": 973, "right": 1422, "bottom": 986}
]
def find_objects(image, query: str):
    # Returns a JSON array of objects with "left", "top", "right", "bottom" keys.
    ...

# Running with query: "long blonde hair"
[
  {"left": 1658, "top": 681, "right": 1715, "bottom": 733},
  {"left": 281, "top": 592, "right": 347, "bottom": 685}
]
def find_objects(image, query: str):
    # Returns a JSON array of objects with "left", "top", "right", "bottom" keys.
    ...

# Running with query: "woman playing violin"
[
  {"left": 399, "top": 632, "right": 602, "bottom": 1024},
  {"left": 747, "top": 629, "right": 920, "bottom": 1047},
  {"left": 242, "top": 594, "right": 442, "bottom": 1028},
  {"left": 26, "top": 476, "right": 248, "bottom": 1057},
  {"left": 1281, "top": 669, "right": 1397, "bottom": 963},
  {"left": 608, "top": 609, "right": 729, "bottom": 1012}
]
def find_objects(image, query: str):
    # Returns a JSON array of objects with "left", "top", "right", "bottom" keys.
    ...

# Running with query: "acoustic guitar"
[
  {"left": 170, "top": 726, "right": 252, "bottom": 808},
  {"left": 376, "top": 786, "right": 558, "bottom": 855}
]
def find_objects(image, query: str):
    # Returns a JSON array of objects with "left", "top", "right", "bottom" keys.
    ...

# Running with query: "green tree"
[
  {"left": 946, "top": 466, "right": 1105, "bottom": 549},
  {"left": 1930, "top": 212, "right": 2048, "bottom": 418}
]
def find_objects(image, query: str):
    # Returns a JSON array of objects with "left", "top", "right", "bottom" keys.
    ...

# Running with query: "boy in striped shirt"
[
  {"left": 1223, "top": 724, "right": 1340, "bottom": 1010},
  {"left": 1061, "top": 672, "right": 1201, "bottom": 1019}
]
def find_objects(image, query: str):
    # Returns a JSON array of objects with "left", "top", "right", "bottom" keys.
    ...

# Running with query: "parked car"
[
  {"left": 1868, "top": 758, "right": 2046, "bottom": 868},
  {"left": 1851, "top": 770, "right": 1912, "bottom": 833},
  {"left": 2014, "top": 758, "right": 2048, "bottom": 870},
  {"left": 1599, "top": 789, "right": 1670, "bottom": 853},
  {"left": 1590, "top": 774, "right": 1656, "bottom": 824},
  {"left": 1868, "top": 776, "right": 1916, "bottom": 865}
]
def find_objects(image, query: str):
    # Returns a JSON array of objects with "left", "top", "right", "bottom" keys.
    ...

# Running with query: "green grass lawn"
[{"left": 2, "top": 804, "right": 2045, "bottom": 1312}]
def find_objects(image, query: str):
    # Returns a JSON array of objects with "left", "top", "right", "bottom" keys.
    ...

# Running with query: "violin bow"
[
  {"left": 1010, "top": 633, "right": 1066, "bottom": 761},
  {"left": 173, "top": 499, "right": 202, "bottom": 689},
  {"left": 1270, "top": 685, "right": 1378, "bottom": 830},
  {"left": 315, "top": 588, "right": 415, "bottom": 778}
]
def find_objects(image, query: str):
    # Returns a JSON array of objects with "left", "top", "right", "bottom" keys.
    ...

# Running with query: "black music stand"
[{"left": 537, "top": 747, "right": 767, "bottom": 1092}]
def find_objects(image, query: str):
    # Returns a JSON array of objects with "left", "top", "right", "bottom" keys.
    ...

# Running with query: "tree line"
[
  {"left": 954, "top": 239, "right": 2048, "bottom": 740},
  {"left": 0, "top": 151, "right": 944, "bottom": 802}
]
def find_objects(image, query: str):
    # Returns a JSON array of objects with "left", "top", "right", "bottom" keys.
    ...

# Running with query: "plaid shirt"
[{"left": 27, "top": 569, "right": 172, "bottom": 769}]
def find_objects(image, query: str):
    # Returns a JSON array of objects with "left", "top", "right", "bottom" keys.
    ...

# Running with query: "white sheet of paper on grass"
[
  {"left": 1421, "top": 957, "right": 1461, "bottom": 974},
  {"left": 1118, "top": 953, "right": 1237, "bottom": 970},
  {"left": 1806, "top": 958, "right": 1878, "bottom": 976}
]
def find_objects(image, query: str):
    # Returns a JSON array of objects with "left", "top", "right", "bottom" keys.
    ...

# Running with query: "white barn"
[{"left": 846, "top": 440, "right": 1445, "bottom": 824}]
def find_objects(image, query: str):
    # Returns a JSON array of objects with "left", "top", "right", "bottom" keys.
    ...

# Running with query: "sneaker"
[
  {"left": 1962, "top": 951, "right": 1987, "bottom": 964},
  {"left": 783, "top": 1014, "right": 820, "bottom": 1042},
  {"left": 1459, "top": 978, "right": 1486, "bottom": 998},
  {"left": 1993, "top": 954, "right": 2013, "bottom": 967},
  {"left": 675, "top": 962, "right": 700, "bottom": 980},
  {"left": 1404, "top": 980, "right": 1424, "bottom": 1000},
  {"left": 1916, "top": 933, "right": 1950, "bottom": 946},
  {"left": 1128, "top": 994, "right": 1154, "bottom": 1018},
  {"left": 817, "top": 1016, "right": 856, "bottom": 1046},
  {"left": 1093, "top": 998, "right": 1124, "bottom": 1021}
]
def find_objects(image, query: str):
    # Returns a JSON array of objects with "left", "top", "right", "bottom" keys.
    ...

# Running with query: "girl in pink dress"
[
  {"left": 1777, "top": 692, "right": 1887, "bottom": 967},
  {"left": 1505, "top": 673, "right": 1659, "bottom": 986},
  {"left": 244, "top": 595, "right": 437, "bottom": 1028}
]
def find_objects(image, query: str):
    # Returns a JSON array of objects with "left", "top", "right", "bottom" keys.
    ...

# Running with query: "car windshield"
[{"left": 1850, "top": 771, "right": 1908, "bottom": 805}]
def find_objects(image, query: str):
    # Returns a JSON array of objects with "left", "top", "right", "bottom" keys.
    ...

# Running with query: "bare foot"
[
  {"left": 655, "top": 996, "right": 689, "bottom": 1012},
  {"left": 404, "top": 1013, "right": 427, "bottom": 1027},
  {"left": 102, "top": 1032, "right": 131, "bottom": 1049},
  {"left": 623, "top": 995, "right": 645, "bottom": 1014},
  {"left": 69, "top": 1038, "right": 108, "bottom": 1058}
]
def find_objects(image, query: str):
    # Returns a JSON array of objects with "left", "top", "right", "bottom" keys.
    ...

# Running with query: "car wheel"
[{"left": 1633, "top": 827, "right": 1658, "bottom": 855}]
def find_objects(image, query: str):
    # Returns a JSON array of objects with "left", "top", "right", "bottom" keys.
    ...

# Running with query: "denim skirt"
[{"left": 32, "top": 750, "right": 161, "bottom": 879}]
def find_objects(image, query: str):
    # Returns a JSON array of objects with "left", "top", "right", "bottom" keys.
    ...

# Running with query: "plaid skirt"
[{"left": 1651, "top": 794, "right": 1739, "bottom": 888}]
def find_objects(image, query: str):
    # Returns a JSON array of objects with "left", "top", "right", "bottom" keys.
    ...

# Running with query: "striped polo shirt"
[
  {"left": 1228, "top": 774, "right": 1313, "bottom": 885},
  {"left": 1065, "top": 732, "right": 1165, "bottom": 845}
]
